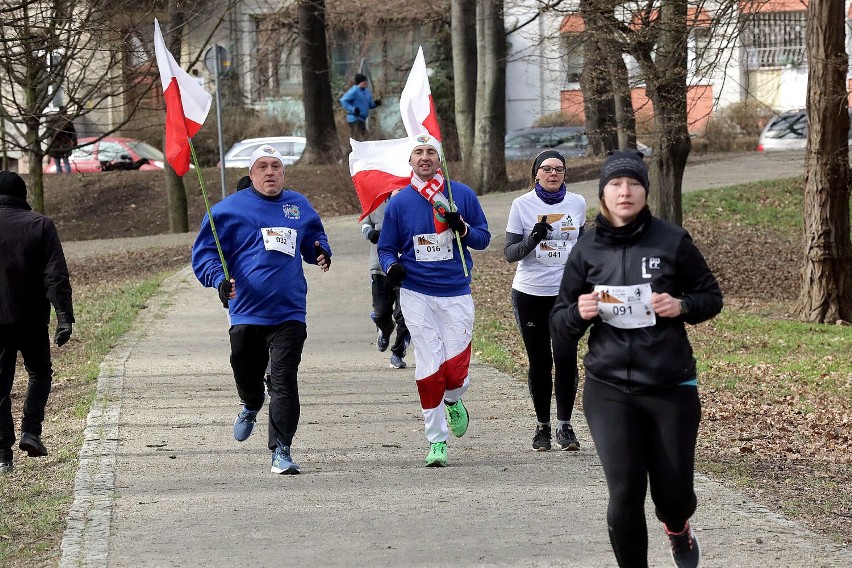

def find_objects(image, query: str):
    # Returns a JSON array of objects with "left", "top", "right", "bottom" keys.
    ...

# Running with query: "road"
[{"left": 59, "top": 151, "right": 851, "bottom": 567}]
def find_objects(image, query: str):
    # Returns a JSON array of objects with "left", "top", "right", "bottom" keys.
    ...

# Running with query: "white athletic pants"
[{"left": 400, "top": 288, "right": 473, "bottom": 443}]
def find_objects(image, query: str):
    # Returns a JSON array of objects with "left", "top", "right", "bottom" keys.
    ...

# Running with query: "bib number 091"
[{"left": 608, "top": 305, "right": 633, "bottom": 316}]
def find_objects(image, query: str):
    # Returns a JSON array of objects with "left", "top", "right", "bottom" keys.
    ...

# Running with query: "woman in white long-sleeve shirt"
[{"left": 504, "top": 149, "right": 586, "bottom": 451}]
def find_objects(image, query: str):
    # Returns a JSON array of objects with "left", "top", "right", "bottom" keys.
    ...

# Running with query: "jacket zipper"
[{"left": 622, "top": 244, "right": 634, "bottom": 391}]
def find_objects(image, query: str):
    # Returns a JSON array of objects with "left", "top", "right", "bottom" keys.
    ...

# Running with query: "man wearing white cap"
[
  {"left": 377, "top": 134, "right": 490, "bottom": 467},
  {"left": 192, "top": 144, "right": 331, "bottom": 475}
]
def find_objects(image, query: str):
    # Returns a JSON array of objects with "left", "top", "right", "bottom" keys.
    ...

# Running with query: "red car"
[{"left": 44, "top": 136, "right": 166, "bottom": 173}]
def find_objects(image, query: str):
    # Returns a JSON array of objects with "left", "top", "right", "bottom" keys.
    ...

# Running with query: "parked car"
[
  {"left": 505, "top": 126, "right": 651, "bottom": 161},
  {"left": 219, "top": 136, "right": 307, "bottom": 168},
  {"left": 44, "top": 136, "right": 166, "bottom": 173},
  {"left": 757, "top": 109, "right": 852, "bottom": 152},
  {"left": 505, "top": 126, "right": 588, "bottom": 161}
]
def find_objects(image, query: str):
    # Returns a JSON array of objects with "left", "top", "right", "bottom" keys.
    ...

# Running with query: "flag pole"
[
  {"left": 437, "top": 152, "right": 469, "bottom": 277},
  {"left": 189, "top": 138, "right": 230, "bottom": 280}
]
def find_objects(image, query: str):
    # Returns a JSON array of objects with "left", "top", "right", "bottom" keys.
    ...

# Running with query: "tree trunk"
[
  {"left": 24, "top": 82, "right": 45, "bottom": 212},
  {"left": 633, "top": 0, "right": 691, "bottom": 225},
  {"left": 164, "top": 7, "right": 189, "bottom": 234},
  {"left": 298, "top": 0, "right": 342, "bottom": 164},
  {"left": 165, "top": 162, "right": 189, "bottom": 233},
  {"left": 610, "top": 54, "right": 637, "bottom": 151},
  {"left": 579, "top": 2, "right": 617, "bottom": 156},
  {"left": 451, "top": 0, "right": 477, "bottom": 165},
  {"left": 470, "top": 0, "right": 508, "bottom": 194},
  {"left": 794, "top": 0, "right": 852, "bottom": 323}
]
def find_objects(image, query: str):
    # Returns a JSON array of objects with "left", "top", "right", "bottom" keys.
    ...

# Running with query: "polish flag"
[
  {"left": 153, "top": 19, "right": 211, "bottom": 176},
  {"left": 399, "top": 46, "right": 442, "bottom": 141},
  {"left": 349, "top": 137, "right": 413, "bottom": 220}
]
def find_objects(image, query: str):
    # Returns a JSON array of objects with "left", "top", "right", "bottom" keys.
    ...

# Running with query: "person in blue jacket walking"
[
  {"left": 339, "top": 73, "right": 381, "bottom": 142},
  {"left": 192, "top": 144, "right": 332, "bottom": 476}
]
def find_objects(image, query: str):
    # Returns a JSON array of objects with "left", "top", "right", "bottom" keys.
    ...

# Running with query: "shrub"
[
  {"left": 700, "top": 101, "right": 775, "bottom": 152},
  {"left": 533, "top": 111, "right": 584, "bottom": 128}
]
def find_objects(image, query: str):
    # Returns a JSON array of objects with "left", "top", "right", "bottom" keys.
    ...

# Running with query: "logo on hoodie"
[{"left": 282, "top": 204, "right": 301, "bottom": 219}]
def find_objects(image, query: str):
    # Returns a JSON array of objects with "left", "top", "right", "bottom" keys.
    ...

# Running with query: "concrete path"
[{"left": 60, "top": 151, "right": 851, "bottom": 567}]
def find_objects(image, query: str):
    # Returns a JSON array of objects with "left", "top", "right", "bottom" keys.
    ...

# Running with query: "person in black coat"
[
  {"left": 47, "top": 110, "right": 78, "bottom": 173},
  {"left": 0, "top": 171, "right": 74, "bottom": 474},
  {"left": 550, "top": 151, "right": 723, "bottom": 568}
]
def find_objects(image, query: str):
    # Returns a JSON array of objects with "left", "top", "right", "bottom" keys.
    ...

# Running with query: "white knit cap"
[
  {"left": 249, "top": 144, "right": 285, "bottom": 170},
  {"left": 407, "top": 132, "right": 442, "bottom": 158}
]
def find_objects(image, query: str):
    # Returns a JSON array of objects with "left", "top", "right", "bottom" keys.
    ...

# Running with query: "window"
[
  {"left": 690, "top": 27, "right": 713, "bottom": 76},
  {"left": 97, "top": 142, "right": 128, "bottom": 162},
  {"left": 742, "top": 12, "right": 807, "bottom": 70},
  {"left": 562, "top": 34, "right": 583, "bottom": 84},
  {"left": 253, "top": 15, "right": 299, "bottom": 100}
]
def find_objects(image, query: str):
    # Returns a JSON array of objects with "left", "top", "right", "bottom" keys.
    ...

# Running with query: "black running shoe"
[
  {"left": 555, "top": 424, "right": 580, "bottom": 451},
  {"left": 532, "top": 424, "right": 551, "bottom": 451},
  {"left": 664, "top": 521, "right": 701, "bottom": 568}
]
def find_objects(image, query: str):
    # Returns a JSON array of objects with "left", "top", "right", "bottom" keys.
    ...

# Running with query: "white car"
[
  {"left": 757, "top": 110, "right": 807, "bottom": 152},
  {"left": 757, "top": 109, "right": 852, "bottom": 152},
  {"left": 220, "top": 136, "right": 306, "bottom": 168}
]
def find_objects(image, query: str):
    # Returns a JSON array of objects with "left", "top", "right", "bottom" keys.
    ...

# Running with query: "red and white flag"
[
  {"left": 349, "top": 137, "right": 414, "bottom": 220},
  {"left": 399, "top": 46, "right": 442, "bottom": 141},
  {"left": 153, "top": 19, "right": 211, "bottom": 176}
]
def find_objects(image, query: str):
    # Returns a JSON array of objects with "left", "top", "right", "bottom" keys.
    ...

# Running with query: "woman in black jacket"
[{"left": 550, "top": 151, "right": 722, "bottom": 568}]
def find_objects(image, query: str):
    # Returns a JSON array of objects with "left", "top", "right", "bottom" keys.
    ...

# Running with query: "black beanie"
[
  {"left": 531, "top": 149, "right": 566, "bottom": 183},
  {"left": 0, "top": 171, "right": 27, "bottom": 200},
  {"left": 354, "top": 73, "right": 367, "bottom": 85},
  {"left": 598, "top": 150, "right": 649, "bottom": 197}
]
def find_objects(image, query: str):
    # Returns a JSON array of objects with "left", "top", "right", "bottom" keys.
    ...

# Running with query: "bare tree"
[
  {"left": 470, "top": 0, "right": 509, "bottom": 193},
  {"left": 297, "top": 0, "right": 341, "bottom": 163},
  {"left": 451, "top": 0, "right": 476, "bottom": 164},
  {"left": 794, "top": 0, "right": 852, "bottom": 323},
  {"left": 0, "top": 1, "right": 148, "bottom": 212}
]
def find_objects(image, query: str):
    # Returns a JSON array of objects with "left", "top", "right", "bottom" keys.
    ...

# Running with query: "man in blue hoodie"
[
  {"left": 339, "top": 73, "right": 381, "bottom": 142},
  {"left": 377, "top": 134, "right": 490, "bottom": 467},
  {"left": 192, "top": 145, "right": 331, "bottom": 475}
]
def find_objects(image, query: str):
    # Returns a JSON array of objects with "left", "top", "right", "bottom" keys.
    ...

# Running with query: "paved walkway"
[{"left": 60, "top": 152, "right": 851, "bottom": 567}]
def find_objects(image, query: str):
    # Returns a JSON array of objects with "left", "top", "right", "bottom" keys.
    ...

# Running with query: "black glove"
[
  {"left": 374, "top": 99, "right": 382, "bottom": 107},
  {"left": 366, "top": 229, "right": 380, "bottom": 244},
  {"left": 218, "top": 278, "right": 233, "bottom": 309},
  {"left": 54, "top": 315, "right": 72, "bottom": 346},
  {"left": 386, "top": 263, "right": 407, "bottom": 288},
  {"left": 353, "top": 108, "right": 361, "bottom": 117},
  {"left": 444, "top": 211, "right": 466, "bottom": 234},
  {"left": 315, "top": 243, "right": 331, "bottom": 268},
  {"left": 530, "top": 220, "right": 552, "bottom": 243}
]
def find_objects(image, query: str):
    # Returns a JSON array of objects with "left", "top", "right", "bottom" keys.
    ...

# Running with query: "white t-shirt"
[{"left": 506, "top": 189, "right": 586, "bottom": 296}]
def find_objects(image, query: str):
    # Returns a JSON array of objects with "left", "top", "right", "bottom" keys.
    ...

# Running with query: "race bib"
[
  {"left": 533, "top": 213, "right": 578, "bottom": 264},
  {"left": 261, "top": 227, "right": 297, "bottom": 257},
  {"left": 535, "top": 240, "right": 572, "bottom": 264},
  {"left": 595, "top": 283, "right": 655, "bottom": 329},
  {"left": 413, "top": 233, "right": 453, "bottom": 262}
]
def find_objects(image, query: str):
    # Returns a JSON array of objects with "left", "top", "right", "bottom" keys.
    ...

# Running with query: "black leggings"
[
  {"left": 583, "top": 378, "right": 701, "bottom": 568},
  {"left": 230, "top": 321, "right": 307, "bottom": 450},
  {"left": 511, "top": 289, "right": 578, "bottom": 424}
]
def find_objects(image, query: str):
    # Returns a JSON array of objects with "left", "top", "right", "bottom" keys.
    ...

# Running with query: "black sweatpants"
[
  {"left": 229, "top": 321, "right": 307, "bottom": 450},
  {"left": 583, "top": 378, "right": 701, "bottom": 568},
  {"left": 511, "top": 289, "right": 578, "bottom": 423},
  {"left": 371, "top": 274, "right": 409, "bottom": 357},
  {"left": 0, "top": 323, "right": 53, "bottom": 457}
]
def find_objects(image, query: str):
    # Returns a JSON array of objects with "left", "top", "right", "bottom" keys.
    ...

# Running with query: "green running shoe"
[
  {"left": 425, "top": 441, "right": 448, "bottom": 467},
  {"left": 445, "top": 399, "right": 469, "bottom": 437}
]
